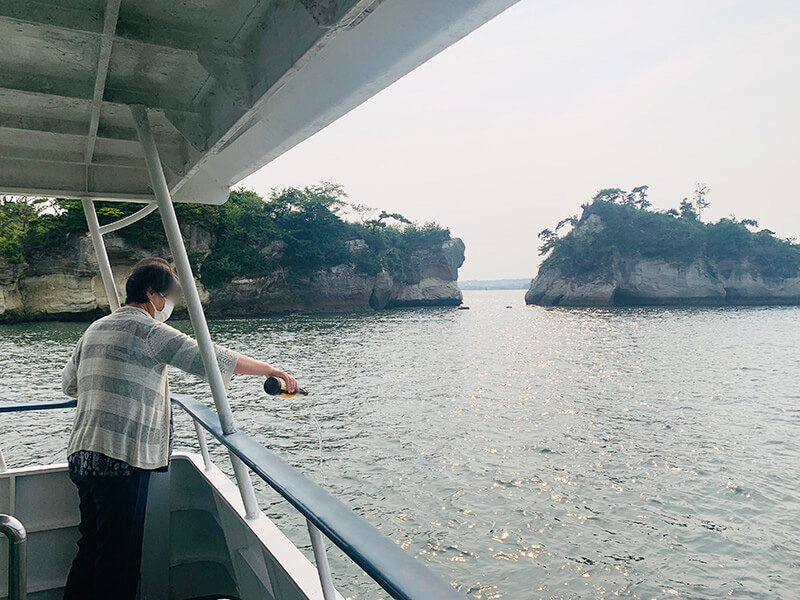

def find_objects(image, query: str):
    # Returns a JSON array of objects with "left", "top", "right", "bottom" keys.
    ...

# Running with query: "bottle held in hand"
[{"left": 264, "top": 376, "right": 308, "bottom": 397}]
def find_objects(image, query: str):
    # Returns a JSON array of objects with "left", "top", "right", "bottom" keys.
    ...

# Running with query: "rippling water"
[{"left": 1, "top": 291, "right": 798, "bottom": 599}]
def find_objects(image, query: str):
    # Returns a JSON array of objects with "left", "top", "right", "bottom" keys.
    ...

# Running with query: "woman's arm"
[
  {"left": 61, "top": 338, "right": 82, "bottom": 398},
  {"left": 234, "top": 354, "right": 298, "bottom": 393},
  {"left": 147, "top": 322, "right": 297, "bottom": 392}
]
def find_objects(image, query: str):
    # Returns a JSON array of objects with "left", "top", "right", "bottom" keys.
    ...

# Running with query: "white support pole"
[
  {"left": 307, "top": 521, "right": 337, "bottom": 600},
  {"left": 193, "top": 420, "right": 213, "bottom": 471},
  {"left": 82, "top": 198, "right": 121, "bottom": 312},
  {"left": 130, "top": 104, "right": 235, "bottom": 432},
  {"left": 231, "top": 454, "right": 262, "bottom": 519},
  {"left": 0, "top": 446, "right": 7, "bottom": 473},
  {"left": 130, "top": 104, "right": 261, "bottom": 520},
  {"left": 99, "top": 201, "right": 158, "bottom": 235}
]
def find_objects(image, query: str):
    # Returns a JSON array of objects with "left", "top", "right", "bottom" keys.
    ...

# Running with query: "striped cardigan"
[{"left": 62, "top": 305, "right": 239, "bottom": 470}]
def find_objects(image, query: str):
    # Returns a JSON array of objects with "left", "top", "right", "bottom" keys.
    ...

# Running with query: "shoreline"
[{"left": 0, "top": 300, "right": 467, "bottom": 326}]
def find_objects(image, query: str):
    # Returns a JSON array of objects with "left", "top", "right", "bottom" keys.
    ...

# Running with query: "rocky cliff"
[
  {"left": 525, "top": 200, "right": 800, "bottom": 307},
  {"left": 0, "top": 232, "right": 465, "bottom": 323},
  {"left": 204, "top": 237, "right": 465, "bottom": 317},
  {"left": 525, "top": 257, "right": 800, "bottom": 306}
]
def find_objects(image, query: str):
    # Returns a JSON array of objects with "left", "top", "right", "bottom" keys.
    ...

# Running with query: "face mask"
[{"left": 150, "top": 294, "right": 174, "bottom": 322}]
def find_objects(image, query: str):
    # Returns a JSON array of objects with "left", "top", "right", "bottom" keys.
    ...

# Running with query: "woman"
[{"left": 61, "top": 257, "right": 297, "bottom": 600}]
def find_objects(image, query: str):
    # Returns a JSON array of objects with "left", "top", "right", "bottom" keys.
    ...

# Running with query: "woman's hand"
[
  {"left": 272, "top": 369, "right": 298, "bottom": 393},
  {"left": 234, "top": 355, "right": 298, "bottom": 392}
]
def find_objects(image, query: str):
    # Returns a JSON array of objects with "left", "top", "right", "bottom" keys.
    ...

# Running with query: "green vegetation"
[
  {"left": 538, "top": 184, "right": 800, "bottom": 279},
  {"left": 0, "top": 183, "right": 451, "bottom": 287}
]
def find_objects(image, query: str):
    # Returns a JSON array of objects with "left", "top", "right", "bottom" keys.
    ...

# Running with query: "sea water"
[{"left": 1, "top": 290, "right": 798, "bottom": 599}]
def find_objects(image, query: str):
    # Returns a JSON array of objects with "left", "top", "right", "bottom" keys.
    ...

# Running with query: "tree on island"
[
  {"left": 593, "top": 188, "right": 626, "bottom": 204},
  {"left": 0, "top": 183, "right": 452, "bottom": 287},
  {"left": 537, "top": 228, "right": 559, "bottom": 256},
  {"left": 679, "top": 198, "right": 698, "bottom": 220},
  {"left": 625, "top": 185, "right": 651, "bottom": 209},
  {"left": 555, "top": 215, "right": 579, "bottom": 233},
  {"left": 349, "top": 204, "right": 412, "bottom": 230},
  {"left": 534, "top": 184, "right": 800, "bottom": 280},
  {"left": 693, "top": 182, "right": 710, "bottom": 221}
]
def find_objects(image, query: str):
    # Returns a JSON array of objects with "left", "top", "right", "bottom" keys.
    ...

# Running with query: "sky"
[{"left": 240, "top": 0, "right": 800, "bottom": 280}]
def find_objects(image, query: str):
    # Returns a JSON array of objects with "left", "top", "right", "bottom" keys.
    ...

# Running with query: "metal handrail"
[
  {"left": 172, "top": 394, "right": 463, "bottom": 600},
  {"left": 0, "top": 400, "right": 77, "bottom": 414},
  {"left": 0, "top": 514, "right": 27, "bottom": 600},
  {"left": 0, "top": 398, "right": 465, "bottom": 600}
]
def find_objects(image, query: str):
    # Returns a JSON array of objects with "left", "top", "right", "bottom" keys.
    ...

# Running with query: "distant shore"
[{"left": 459, "top": 278, "right": 531, "bottom": 290}]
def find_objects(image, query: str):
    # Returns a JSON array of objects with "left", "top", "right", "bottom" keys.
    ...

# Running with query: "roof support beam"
[
  {"left": 85, "top": 0, "right": 122, "bottom": 173},
  {"left": 0, "top": 155, "right": 153, "bottom": 198},
  {"left": 0, "top": 113, "right": 87, "bottom": 137},
  {"left": 102, "top": 87, "right": 201, "bottom": 115},
  {"left": 299, "top": 0, "right": 361, "bottom": 26},
  {"left": 114, "top": 18, "right": 234, "bottom": 54},
  {"left": 0, "top": 145, "right": 144, "bottom": 169},
  {"left": 197, "top": 50, "right": 255, "bottom": 110},
  {"left": 0, "top": 71, "right": 94, "bottom": 102},
  {"left": 0, "top": 0, "right": 208, "bottom": 54},
  {"left": 0, "top": 70, "right": 201, "bottom": 115},
  {"left": 0, "top": 0, "right": 103, "bottom": 34},
  {"left": 163, "top": 111, "right": 209, "bottom": 153},
  {"left": 174, "top": 0, "right": 377, "bottom": 193},
  {"left": 0, "top": 113, "right": 186, "bottom": 149}
]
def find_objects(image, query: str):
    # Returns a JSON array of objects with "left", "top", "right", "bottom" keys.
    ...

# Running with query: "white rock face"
[
  {"left": 20, "top": 274, "right": 102, "bottom": 318},
  {"left": 215, "top": 265, "right": 377, "bottom": 315},
  {"left": 524, "top": 268, "right": 616, "bottom": 306},
  {"left": 390, "top": 278, "right": 463, "bottom": 306},
  {"left": 345, "top": 238, "right": 368, "bottom": 253},
  {"left": 526, "top": 257, "right": 800, "bottom": 306},
  {"left": 573, "top": 214, "right": 605, "bottom": 237},
  {"left": 0, "top": 283, "right": 23, "bottom": 315},
  {"left": 0, "top": 235, "right": 466, "bottom": 321},
  {"left": 203, "top": 237, "right": 466, "bottom": 314},
  {"left": 384, "top": 238, "right": 465, "bottom": 307},
  {"left": 0, "top": 261, "right": 24, "bottom": 316},
  {"left": 721, "top": 263, "right": 800, "bottom": 302},
  {"left": 613, "top": 259, "right": 726, "bottom": 303}
]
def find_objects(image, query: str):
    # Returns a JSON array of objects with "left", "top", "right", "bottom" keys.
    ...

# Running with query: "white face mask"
[{"left": 151, "top": 294, "right": 174, "bottom": 322}]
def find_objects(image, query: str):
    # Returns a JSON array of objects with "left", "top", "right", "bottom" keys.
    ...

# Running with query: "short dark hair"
[{"left": 125, "top": 257, "right": 178, "bottom": 304}]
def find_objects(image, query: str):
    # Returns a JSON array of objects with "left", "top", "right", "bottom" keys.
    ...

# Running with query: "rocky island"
[
  {"left": 0, "top": 184, "right": 464, "bottom": 322},
  {"left": 526, "top": 186, "right": 800, "bottom": 307}
]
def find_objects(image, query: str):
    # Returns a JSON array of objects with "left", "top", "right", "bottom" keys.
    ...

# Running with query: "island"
[
  {"left": 525, "top": 186, "right": 800, "bottom": 307},
  {"left": 0, "top": 183, "right": 465, "bottom": 322}
]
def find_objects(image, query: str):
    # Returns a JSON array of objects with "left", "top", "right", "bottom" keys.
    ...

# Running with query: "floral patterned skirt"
[{"left": 68, "top": 412, "right": 174, "bottom": 479}]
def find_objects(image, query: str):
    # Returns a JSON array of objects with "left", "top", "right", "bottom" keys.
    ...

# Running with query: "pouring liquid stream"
[{"left": 264, "top": 376, "right": 324, "bottom": 477}]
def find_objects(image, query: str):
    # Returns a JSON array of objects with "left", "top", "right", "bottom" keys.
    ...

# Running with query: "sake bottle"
[{"left": 264, "top": 376, "right": 309, "bottom": 397}]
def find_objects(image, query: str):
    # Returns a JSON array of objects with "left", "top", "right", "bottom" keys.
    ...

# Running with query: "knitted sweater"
[{"left": 62, "top": 305, "right": 239, "bottom": 470}]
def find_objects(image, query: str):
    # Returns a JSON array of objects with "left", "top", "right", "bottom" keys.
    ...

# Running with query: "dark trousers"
[{"left": 63, "top": 469, "right": 152, "bottom": 600}]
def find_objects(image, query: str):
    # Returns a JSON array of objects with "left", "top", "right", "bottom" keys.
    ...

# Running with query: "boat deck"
[
  {"left": 0, "top": 396, "right": 465, "bottom": 600},
  {"left": 1, "top": 453, "right": 332, "bottom": 600}
]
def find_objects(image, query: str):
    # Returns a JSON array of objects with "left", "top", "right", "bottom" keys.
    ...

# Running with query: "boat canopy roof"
[{"left": 0, "top": 0, "right": 516, "bottom": 205}]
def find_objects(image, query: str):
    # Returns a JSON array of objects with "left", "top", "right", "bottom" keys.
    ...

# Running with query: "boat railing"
[
  {"left": 0, "top": 398, "right": 464, "bottom": 600},
  {"left": 0, "top": 513, "right": 27, "bottom": 600}
]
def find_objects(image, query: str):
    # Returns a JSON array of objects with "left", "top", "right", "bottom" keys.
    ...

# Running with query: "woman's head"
[{"left": 125, "top": 258, "right": 180, "bottom": 319}]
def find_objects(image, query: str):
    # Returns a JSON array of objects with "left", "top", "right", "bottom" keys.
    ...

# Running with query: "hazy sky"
[{"left": 240, "top": 0, "right": 800, "bottom": 280}]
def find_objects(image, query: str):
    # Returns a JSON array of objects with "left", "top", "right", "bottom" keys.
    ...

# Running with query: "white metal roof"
[{"left": 0, "top": 0, "right": 518, "bottom": 204}]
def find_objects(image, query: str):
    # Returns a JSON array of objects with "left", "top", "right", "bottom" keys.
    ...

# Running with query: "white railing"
[
  {"left": 0, "top": 398, "right": 465, "bottom": 600},
  {"left": 0, "top": 513, "right": 27, "bottom": 600}
]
